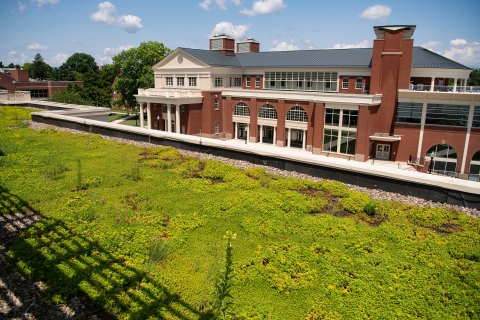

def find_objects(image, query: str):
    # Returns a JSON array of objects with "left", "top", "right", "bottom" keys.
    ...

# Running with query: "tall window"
[
  {"left": 264, "top": 71, "right": 338, "bottom": 92},
  {"left": 258, "top": 104, "right": 277, "bottom": 119},
  {"left": 255, "top": 76, "right": 260, "bottom": 87},
  {"left": 214, "top": 122, "right": 219, "bottom": 134},
  {"left": 286, "top": 106, "right": 308, "bottom": 122},
  {"left": 234, "top": 78, "right": 241, "bottom": 86},
  {"left": 396, "top": 102, "right": 423, "bottom": 124},
  {"left": 473, "top": 106, "right": 480, "bottom": 128},
  {"left": 470, "top": 150, "right": 480, "bottom": 180},
  {"left": 246, "top": 77, "right": 251, "bottom": 87},
  {"left": 177, "top": 77, "right": 184, "bottom": 86},
  {"left": 342, "top": 77, "right": 349, "bottom": 89},
  {"left": 426, "top": 144, "right": 457, "bottom": 176},
  {"left": 215, "top": 77, "right": 223, "bottom": 87},
  {"left": 166, "top": 77, "right": 173, "bottom": 86},
  {"left": 323, "top": 108, "right": 357, "bottom": 155},
  {"left": 188, "top": 77, "right": 197, "bottom": 87},
  {"left": 233, "top": 102, "right": 250, "bottom": 116},
  {"left": 214, "top": 97, "right": 219, "bottom": 110},
  {"left": 355, "top": 77, "right": 363, "bottom": 90}
]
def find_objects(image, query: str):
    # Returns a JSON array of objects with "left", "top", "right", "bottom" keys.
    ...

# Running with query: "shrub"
[
  {"left": 364, "top": 201, "right": 377, "bottom": 216},
  {"left": 339, "top": 191, "right": 371, "bottom": 214}
]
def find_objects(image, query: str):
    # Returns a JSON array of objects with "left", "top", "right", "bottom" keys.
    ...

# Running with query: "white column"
[
  {"left": 167, "top": 105, "right": 172, "bottom": 132},
  {"left": 234, "top": 122, "right": 238, "bottom": 139},
  {"left": 259, "top": 125, "right": 263, "bottom": 143},
  {"left": 302, "top": 130, "right": 306, "bottom": 150},
  {"left": 287, "top": 128, "right": 291, "bottom": 147},
  {"left": 140, "top": 103, "right": 144, "bottom": 128},
  {"left": 430, "top": 77, "right": 435, "bottom": 92},
  {"left": 460, "top": 103, "right": 475, "bottom": 174},
  {"left": 463, "top": 79, "right": 468, "bottom": 92},
  {"left": 453, "top": 78, "right": 458, "bottom": 92},
  {"left": 273, "top": 127, "right": 277, "bottom": 145},
  {"left": 416, "top": 98, "right": 428, "bottom": 160},
  {"left": 146, "top": 102, "right": 152, "bottom": 129},
  {"left": 175, "top": 104, "right": 180, "bottom": 134}
]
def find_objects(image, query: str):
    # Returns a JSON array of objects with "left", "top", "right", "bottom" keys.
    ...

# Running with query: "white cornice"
[{"left": 410, "top": 68, "right": 471, "bottom": 79}]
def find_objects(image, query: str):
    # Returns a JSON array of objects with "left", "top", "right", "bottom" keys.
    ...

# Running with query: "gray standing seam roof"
[{"left": 179, "top": 47, "right": 470, "bottom": 70}]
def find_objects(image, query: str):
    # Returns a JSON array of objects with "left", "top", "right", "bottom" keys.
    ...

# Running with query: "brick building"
[
  {"left": 0, "top": 66, "right": 82, "bottom": 99},
  {"left": 135, "top": 25, "right": 480, "bottom": 180}
]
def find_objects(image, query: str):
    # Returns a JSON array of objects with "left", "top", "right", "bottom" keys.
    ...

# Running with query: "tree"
[
  {"left": 57, "top": 53, "right": 99, "bottom": 81},
  {"left": 30, "top": 53, "right": 53, "bottom": 80},
  {"left": 467, "top": 68, "right": 480, "bottom": 86},
  {"left": 22, "top": 62, "right": 32, "bottom": 73},
  {"left": 112, "top": 41, "right": 172, "bottom": 113}
]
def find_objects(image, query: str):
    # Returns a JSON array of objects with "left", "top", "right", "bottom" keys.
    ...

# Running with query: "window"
[
  {"left": 355, "top": 77, "right": 363, "bottom": 90},
  {"left": 233, "top": 102, "right": 250, "bottom": 116},
  {"left": 177, "top": 77, "right": 184, "bottom": 86},
  {"left": 255, "top": 76, "right": 260, "bottom": 87},
  {"left": 258, "top": 104, "right": 277, "bottom": 119},
  {"left": 473, "top": 106, "right": 480, "bottom": 128},
  {"left": 323, "top": 108, "right": 357, "bottom": 155},
  {"left": 286, "top": 106, "right": 308, "bottom": 122},
  {"left": 181, "top": 105, "right": 185, "bottom": 112},
  {"left": 28, "top": 89, "right": 48, "bottom": 98},
  {"left": 246, "top": 77, "right": 251, "bottom": 87},
  {"left": 342, "top": 77, "right": 349, "bottom": 89},
  {"left": 214, "top": 122, "right": 219, "bottom": 134},
  {"left": 214, "top": 97, "right": 219, "bottom": 110},
  {"left": 162, "top": 105, "right": 167, "bottom": 113},
  {"left": 171, "top": 106, "right": 176, "bottom": 113},
  {"left": 264, "top": 71, "right": 338, "bottom": 92},
  {"left": 188, "top": 77, "right": 197, "bottom": 87},
  {"left": 426, "top": 144, "right": 457, "bottom": 176},
  {"left": 234, "top": 78, "right": 241, "bottom": 86},
  {"left": 396, "top": 102, "right": 423, "bottom": 124},
  {"left": 214, "top": 77, "right": 223, "bottom": 87},
  {"left": 470, "top": 150, "right": 480, "bottom": 179},
  {"left": 426, "top": 104, "right": 469, "bottom": 127},
  {"left": 166, "top": 77, "right": 173, "bottom": 86}
]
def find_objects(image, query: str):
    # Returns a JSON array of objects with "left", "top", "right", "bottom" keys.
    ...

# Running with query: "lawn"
[
  {"left": 1, "top": 106, "right": 479, "bottom": 319},
  {"left": 120, "top": 114, "right": 147, "bottom": 127},
  {"left": 108, "top": 113, "right": 128, "bottom": 122}
]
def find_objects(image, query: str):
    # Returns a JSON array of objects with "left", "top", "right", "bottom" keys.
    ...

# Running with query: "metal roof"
[
  {"left": 178, "top": 46, "right": 470, "bottom": 70},
  {"left": 411, "top": 47, "right": 471, "bottom": 70}
]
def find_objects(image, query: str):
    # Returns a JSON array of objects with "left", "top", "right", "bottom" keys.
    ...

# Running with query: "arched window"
[
  {"left": 286, "top": 106, "right": 308, "bottom": 122},
  {"left": 426, "top": 144, "right": 457, "bottom": 176},
  {"left": 258, "top": 104, "right": 277, "bottom": 119},
  {"left": 233, "top": 102, "right": 250, "bottom": 116},
  {"left": 469, "top": 150, "right": 480, "bottom": 181}
]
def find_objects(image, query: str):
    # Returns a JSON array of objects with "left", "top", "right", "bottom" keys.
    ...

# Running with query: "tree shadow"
[{"left": 0, "top": 185, "right": 214, "bottom": 319}]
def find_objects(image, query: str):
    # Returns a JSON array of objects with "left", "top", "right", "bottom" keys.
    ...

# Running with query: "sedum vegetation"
[{"left": 1, "top": 106, "right": 479, "bottom": 319}]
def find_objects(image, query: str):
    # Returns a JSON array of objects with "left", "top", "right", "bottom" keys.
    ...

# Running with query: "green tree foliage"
[
  {"left": 467, "top": 68, "right": 480, "bottom": 86},
  {"left": 49, "top": 85, "right": 92, "bottom": 105},
  {"left": 112, "top": 41, "right": 172, "bottom": 112},
  {"left": 21, "top": 62, "right": 32, "bottom": 73},
  {"left": 30, "top": 53, "right": 53, "bottom": 80},
  {"left": 57, "top": 53, "right": 99, "bottom": 81}
]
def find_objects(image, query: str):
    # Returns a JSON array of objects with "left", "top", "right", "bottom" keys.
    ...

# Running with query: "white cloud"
[
  {"left": 18, "top": 2, "right": 26, "bottom": 13},
  {"left": 8, "top": 52, "right": 28, "bottom": 64},
  {"left": 420, "top": 41, "right": 441, "bottom": 50},
  {"left": 49, "top": 53, "right": 69, "bottom": 66},
  {"left": 270, "top": 40, "right": 298, "bottom": 51},
  {"left": 327, "top": 40, "right": 369, "bottom": 49},
  {"left": 210, "top": 21, "right": 250, "bottom": 38},
  {"left": 450, "top": 38, "right": 467, "bottom": 46},
  {"left": 240, "top": 0, "right": 286, "bottom": 16},
  {"left": 33, "top": 0, "right": 60, "bottom": 6},
  {"left": 302, "top": 39, "right": 315, "bottom": 50},
  {"left": 95, "top": 54, "right": 113, "bottom": 65},
  {"left": 443, "top": 40, "right": 480, "bottom": 67},
  {"left": 26, "top": 43, "right": 49, "bottom": 50},
  {"left": 104, "top": 45, "right": 134, "bottom": 56},
  {"left": 8, "top": 51, "right": 18, "bottom": 57},
  {"left": 90, "top": 1, "right": 143, "bottom": 33},
  {"left": 199, "top": 0, "right": 241, "bottom": 10},
  {"left": 359, "top": 5, "right": 391, "bottom": 20},
  {"left": 66, "top": 40, "right": 80, "bottom": 44}
]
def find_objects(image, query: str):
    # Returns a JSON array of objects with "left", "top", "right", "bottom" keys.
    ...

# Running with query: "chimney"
[
  {"left": 237, "top": 38, "right": 260, "bottom": 53},
  {"left": 210, "top": 34, "right": 235, "bottom": 55}
]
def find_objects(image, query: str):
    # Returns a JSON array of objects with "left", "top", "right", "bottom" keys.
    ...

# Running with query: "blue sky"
[{"left": 1, "top": 0, "right": 479, "bottom": 68}]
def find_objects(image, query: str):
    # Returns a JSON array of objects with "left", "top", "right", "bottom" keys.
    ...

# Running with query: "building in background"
[
  {"left": 0, "top": 66, "right": 82, "bottom": 99},
  {"left": 135, "top": 25, "right": 480, "bottom": 180}
]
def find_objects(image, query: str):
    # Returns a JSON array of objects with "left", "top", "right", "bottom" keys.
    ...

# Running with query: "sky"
[{"left": 1, "top": 0, "right": 480, "bottom": 68}]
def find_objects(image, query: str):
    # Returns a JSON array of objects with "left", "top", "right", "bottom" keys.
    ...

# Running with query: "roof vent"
[
  {"left": 210, "top": 34, "right": 235, "bottom": 55},
  {"left": 237, "top": 38, "right": 260, "bottom": 53}
]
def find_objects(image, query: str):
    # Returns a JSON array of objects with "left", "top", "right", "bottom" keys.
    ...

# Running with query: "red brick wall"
[
  {"left": 242, "top": 75, "right": 263, "bottom": 89},
  {"left": 8, "top": 69, "right": 29, "bottom": 81},
  {"left": 393, "top": 123, "right": 421, "bottom": 161},
  {"left": 186, "top": 103, "right": 203, "bottom": 135},
  {"left": 338, "top": 76, "right": 370, "bottom": 94},
  {"left": 201, "top": 92, "right": 223, "bottom": 136},
  {"left": 312, "top": 103, "right": 325, "bottom": 151},
  {"left": 0, "top": 73, "right": 16, "bottom": 92}
]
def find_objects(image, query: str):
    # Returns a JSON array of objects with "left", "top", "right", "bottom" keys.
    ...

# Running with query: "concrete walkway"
[{"left": 112, "top": 114, "right": 137, "bottom": 124}]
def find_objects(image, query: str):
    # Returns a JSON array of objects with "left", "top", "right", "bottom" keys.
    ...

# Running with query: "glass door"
[{"left": 376, "top": 144, "right": 390, "bottom": 159}]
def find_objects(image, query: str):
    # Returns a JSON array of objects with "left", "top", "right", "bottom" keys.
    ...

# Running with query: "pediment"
[{"left": 153, "top": 48, "right": 209, "bottom": 70}]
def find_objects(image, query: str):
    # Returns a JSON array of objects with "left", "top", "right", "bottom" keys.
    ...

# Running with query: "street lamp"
[
  {"left": 157, "top": 115, "right": 160, "bottom": 131},
  {"left": 428, "top": 151, "right": 435, "bottom": 174},
  {"left": 245, "top": 125, "right": 249, "bottom": 144}
]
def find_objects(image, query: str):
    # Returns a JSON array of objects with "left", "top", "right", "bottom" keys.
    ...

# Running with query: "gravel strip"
[{"left": 27, "top": 120, "right": 480, "bottom": 218}]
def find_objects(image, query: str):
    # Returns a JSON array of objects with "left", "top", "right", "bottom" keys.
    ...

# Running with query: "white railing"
[
  {"left": 409, "top": 84, "right": 480, "bottom": 93},
  {"left": 137, "top": 89, "right": 203, "bottom": 98}
]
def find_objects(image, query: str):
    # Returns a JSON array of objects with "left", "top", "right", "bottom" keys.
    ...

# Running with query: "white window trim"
[
  {"left": 342, "top": 77, "right": 349, "bottom": 89},
  {"left": 324, "top": 108, "right": 357, "bottom": 154},
  {"left": 355, "top": 77, "right": 363, "bottom": 90},
  {"left": 246, "top": 76, "right": 251, "bottom": 87}
]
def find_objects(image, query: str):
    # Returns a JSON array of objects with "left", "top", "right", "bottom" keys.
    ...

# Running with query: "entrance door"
[
  {"left": 237, "top": 123, "right": 247, "bottom": 140},
  {"left": 376, "top": 144, "right": 390, "bottom": 159}
]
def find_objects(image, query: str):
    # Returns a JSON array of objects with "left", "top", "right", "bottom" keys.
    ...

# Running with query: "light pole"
[
  {"left": 157, "top": 115, "right": 160, "bottom": 131},
  {"left": 245, "top": 125, "right": 248, "bottom": 144},
  {"left": 428, "top": 151, "right": 435, "bottom": 174}
]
